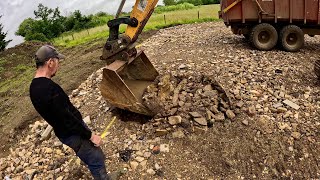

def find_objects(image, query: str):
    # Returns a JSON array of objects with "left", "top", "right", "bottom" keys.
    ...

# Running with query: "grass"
[
  {"left": 0, "top": 67, "right": 34, "bottom": 96},
  {"left": 154, "top": 3, "right": 196, "bottom": 14},
  {"left": 53, "top": 4, "right": 220, "bottom": 47}
]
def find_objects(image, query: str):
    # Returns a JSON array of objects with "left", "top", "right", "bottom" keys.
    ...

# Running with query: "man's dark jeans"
[{"left": 59, "top": 135, "right": 109, "bottom": 179}]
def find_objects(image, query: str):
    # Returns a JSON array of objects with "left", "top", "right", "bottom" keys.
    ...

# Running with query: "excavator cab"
[{"left": 100, "top": 0, "right": 159, "bottom": 116}]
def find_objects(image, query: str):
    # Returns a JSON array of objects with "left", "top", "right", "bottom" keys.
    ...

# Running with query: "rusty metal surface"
[
  {"left": 315, "top": 60, "right": 320, "bottom": 79},
  {"left": 221, "top": 0, "right": 320, "bottom": 25},
  {"left": 100, "top": 51, "right": 159, "bottom": 116}
]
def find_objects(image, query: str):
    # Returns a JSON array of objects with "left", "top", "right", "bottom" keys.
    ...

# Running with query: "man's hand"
[{"left": 90, "top": 134, "right": 102, "bottom": 147}]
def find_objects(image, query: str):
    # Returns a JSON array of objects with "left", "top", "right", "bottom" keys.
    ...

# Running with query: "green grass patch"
[
  {"left": 53, "top": 4, "right": 220, "bottom": 47},
  {"left": 0, "top": 58, "right": 7, "bottom": 66},
  {"left": 14, "top": 64, "right": 29, "bottom": 72},
  {"left": 154, "top": 3, "right": 195, "bottom": 13},
  {"left": 0, "top": 67, "right": 34, "bottom": 96}
]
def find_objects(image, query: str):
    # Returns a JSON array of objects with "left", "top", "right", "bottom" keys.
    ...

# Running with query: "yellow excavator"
[{"left": 99, "top": 0, "right": 159, "bottom": 116}]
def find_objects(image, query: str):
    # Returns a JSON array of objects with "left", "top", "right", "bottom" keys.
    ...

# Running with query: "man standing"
[{"left": 29, "top": 45, "right": 118, "bottom": 179}]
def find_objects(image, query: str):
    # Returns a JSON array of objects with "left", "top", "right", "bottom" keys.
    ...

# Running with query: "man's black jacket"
[{"left": 30, "top": 77, "right": 92, "bottom": 139}]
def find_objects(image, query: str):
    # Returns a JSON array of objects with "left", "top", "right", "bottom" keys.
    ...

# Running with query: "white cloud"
[{"left": 0, "top": 0, "right": 163, "bottom": 48}]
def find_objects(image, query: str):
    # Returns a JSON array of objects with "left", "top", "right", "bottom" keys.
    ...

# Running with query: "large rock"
[
  {"left": 189, "top": 112, "right": 202, "bottom": 118},
  {"left": 193, "top": 118, "right": 207, "bottom": 126}
]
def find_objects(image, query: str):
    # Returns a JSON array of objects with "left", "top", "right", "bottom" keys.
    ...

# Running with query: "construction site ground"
[{"left": 0, "top": 22, "right": 319, "bottom": 179}]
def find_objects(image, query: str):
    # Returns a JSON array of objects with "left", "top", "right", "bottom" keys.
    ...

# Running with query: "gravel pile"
[{"left": 1, "top": 22, "right": 319, "bottom": 179}]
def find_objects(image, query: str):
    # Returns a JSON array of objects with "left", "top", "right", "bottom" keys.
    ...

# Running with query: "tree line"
[
  {"left": 163, "top": 0, "right": 220, "bottom": 6},
  {"left": 15, "top": 4, "right": 114, "bottom": 42},
  {"left": 0, "top": 16, "right": 12, "bottom": 51}
]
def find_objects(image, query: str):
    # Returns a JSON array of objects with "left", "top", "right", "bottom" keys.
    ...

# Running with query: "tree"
[
  {"left": 163, "top": 0, "right": 177, "bottom": 6},
  {"left": 16, "top": 4, "right": 65, "bottom": 41},
  {"left": 0, "top": 16, "right": 12, "bottom": 51},
  {"left": 34, "top": 4, "right": 53, "bottom": 21}
]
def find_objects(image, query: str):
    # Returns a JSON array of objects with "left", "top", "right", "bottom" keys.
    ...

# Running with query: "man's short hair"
[{"left": 35, "top": 45, "right": 65, "bottom": 68}]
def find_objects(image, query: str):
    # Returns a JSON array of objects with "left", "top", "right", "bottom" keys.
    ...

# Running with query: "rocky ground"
[{"left": 1, "top": 22, "right": 319, "bottom": 179}]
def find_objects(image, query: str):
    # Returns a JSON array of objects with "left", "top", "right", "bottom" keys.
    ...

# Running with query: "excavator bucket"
[{"left": 100, "top": 51, "right": 159, "bottom": 116}]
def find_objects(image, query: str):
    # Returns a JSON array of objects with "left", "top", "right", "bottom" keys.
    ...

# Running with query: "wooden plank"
[
  {"left": 318, "top": 0, "right": 320, "bottom": 24},
  {"left": 304, "top": 0, "right": 307, "bottom": 24},
  {"left": 274, "top": 0, "right": 277, "bottom": 23},
  {"left": 290, "top": 0, "right": 293, "bottom": 23},
  {"left": 242, "top": 0, "right": 245, "bottom": 23}
]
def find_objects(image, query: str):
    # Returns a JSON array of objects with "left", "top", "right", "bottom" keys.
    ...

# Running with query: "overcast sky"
[{"left": 0, "top": 0, "right": 163, "bottom": 48}]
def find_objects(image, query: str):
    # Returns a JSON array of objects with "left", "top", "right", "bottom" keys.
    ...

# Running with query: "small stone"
[
  {"left": 144, "top": 152, "right": 152, "bottom": 158},
  {"left": 135, "top": 156, "right": 145, "bottom": 163},
  {"left": 251, "top": 90, "right": 261, "bottom": 96},
  {"left": 213, "top": 113, "right": 225, "bottom": 122},
  {"left": 54, "top": 141, "right": 63, "bottom": 147},
  {"left": 168, "top": 116, "right": 182, "bottom": 125},
  {"left": 248, "top": 106, "right": 256, "bottom": 116},
  {"left": 130, "top": 161, "right": 139, "bottom": 170},
  {"left": 155, "top": 163, "right": 161, "bottom": 170},
  {"left": 279, "top": 91, "right": 285, "bottom": 98},
  {"left": 45, "top": 148, "right": 53, "bottom": 154},
  {"left": 236, "top": 101, "right": 244, "bottom": 108},
  {"left": 283, "top": 100, "right": 300, "bottom": 110},
  {"left": 291, "top": 132, "right": 301, "bottom": 139},
  {"left": 169, "top": 108, "right": 178, "bottom": 115},
  {"left": 203, "top": 85, "right": 213, "bottom": 91},
  {"left": 288, "top": 146, "right": 294, "bottom": 152},
  {"left": 172, "top": 130, "right": 185, "bottom": 138},
  {"left": 140, "top": 160, "right": 147, "bottom": 168},
  {"left": 56, "top": 176, "right": 64, "bottom": 180},
  {"left": 242, "top": 120, "right": 249, "bottom": 126},
  {"left": 193, "top": 118, "right": 207, "bottom": 126},
  {"left": 189, "top": 112, "right": 202, "bottom": 118},
  {"left": 83, "top": 116, "right": 91, "bottom": 125},
  {"left": 160, "top": 144, "right": 169, "bottom": 153},
  {"left": 277, "top": 107, "right": 287, "bottom": 113},
  {"left": 178, "top": 64, "right": 187, "bottom": 69},
  {"left": 178, "top": 101, "right": 185, "bottom": 107},
  {"left": 25, "top": 169, "right": 36, "bottom": 175},
  {"left": 147, "top": 168, "right": 156, "bottom": 175},
  {"left": 130, "top": 134, "right": 137, "bottom": 141},
  {"left": 273, "top": 103, "right": 283, "bottom": 108},
  {"left": 226, "top": 110, "right": 236, "bottom": 119},
  {"left": 136, "top": 151, "right": 144, "bottom": 156},
  {"left": 155, "top": 129, "right": 168, "bottom": 136}
]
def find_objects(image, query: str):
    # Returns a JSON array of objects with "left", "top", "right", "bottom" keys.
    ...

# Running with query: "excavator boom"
[{"left": 99, "top": 0, "right": 159, "bottom": 116}]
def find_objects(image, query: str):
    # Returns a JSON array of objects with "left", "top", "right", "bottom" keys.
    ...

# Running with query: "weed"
[{"left": 14, "top": 64, "right": 29, "bottom": 72}]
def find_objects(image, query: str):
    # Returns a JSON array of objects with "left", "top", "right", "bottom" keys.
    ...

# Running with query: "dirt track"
[{"left": 1, "top": 22, "right": 319, "bottom": 179}]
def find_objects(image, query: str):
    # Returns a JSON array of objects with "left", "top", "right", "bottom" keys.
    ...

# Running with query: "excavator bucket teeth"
[{"left": 100, "top": 51, "right": 159, "bottom": 116}]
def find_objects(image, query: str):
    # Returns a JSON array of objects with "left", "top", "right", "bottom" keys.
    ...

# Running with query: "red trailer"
[{"left": 219, "top": 0, "right": 320, "bottom": 51}]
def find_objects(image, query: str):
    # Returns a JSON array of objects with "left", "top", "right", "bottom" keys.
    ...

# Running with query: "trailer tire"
[
  {"left": 250, "top": 23, "right": 278, "bottom": 51},
  {"left": 280, "top": 25, "right": 304, "bottom": 52},
  {"left": 315, "top": 60, "right": 320, "bottom": 80}
]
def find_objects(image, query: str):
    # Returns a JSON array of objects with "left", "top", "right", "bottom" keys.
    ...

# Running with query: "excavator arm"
[
  {"left": 99, "top": 0, "right": 159, "bottom": 116},
  {"left": 100, "top": 0, "right": 159, "bottom": 63}
]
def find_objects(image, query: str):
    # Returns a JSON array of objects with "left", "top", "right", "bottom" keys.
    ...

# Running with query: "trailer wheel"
[
  {"left": 280, "top": 25, "right": 304, "bottom": 52},
  {"left": 315, "top": 60, "right": 320, "bottom": 80},
  {"left": 250, "top": 23, "right": 278, "bottom": 51}
]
